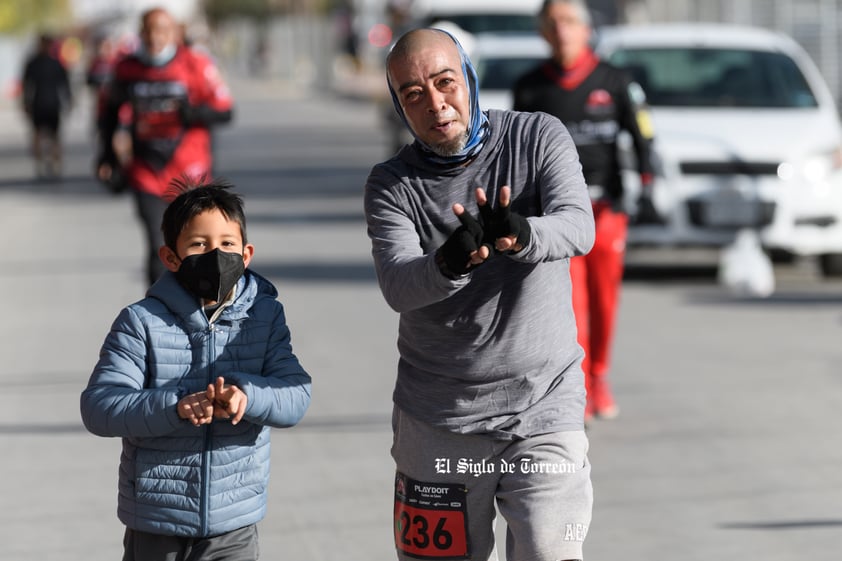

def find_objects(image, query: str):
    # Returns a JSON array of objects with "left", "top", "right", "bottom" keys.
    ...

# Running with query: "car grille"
[
  {"left": 680, "top": 161, "right": 780, "bottom": 176},
  {"left": 686, "top": 199, "right": 776, "bottom": 228}
]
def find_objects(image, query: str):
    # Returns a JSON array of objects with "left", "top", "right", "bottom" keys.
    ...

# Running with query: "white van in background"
[
  {"left": 597, "top": 23, "right": 842, "bottom": 276},
  {"left": 472, "top": 33, "right": 550, "bottom": 110},
  {"left": 409, "top": 0, "right": 544, "bottom": 35}
]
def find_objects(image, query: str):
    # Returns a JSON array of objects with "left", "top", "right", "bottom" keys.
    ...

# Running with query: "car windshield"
[
  {"left": 606, "top": 47, "right": 818, "bottom": 108},
  {"left": 476, "top": 56, "right": 543, "bottom": 90},
  {"left": 429, "top": 13, "right": 538, "bottom": 34}
]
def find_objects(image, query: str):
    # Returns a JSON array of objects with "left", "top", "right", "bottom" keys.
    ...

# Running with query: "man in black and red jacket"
[
  {"left": 97, "top": 7, "right": 233, "bottom": 286},
  {"left": 514, "top": 0, "right": 659, "bottom": 422}
]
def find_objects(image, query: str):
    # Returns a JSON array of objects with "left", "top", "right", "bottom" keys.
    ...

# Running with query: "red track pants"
[{"left": 570, "top": 202, "right": 628, "bottom": 417}]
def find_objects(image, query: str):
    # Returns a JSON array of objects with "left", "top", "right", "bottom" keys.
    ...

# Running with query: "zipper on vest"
[{"left": 199, "top": 322, "right": 216, "bottom": 536}]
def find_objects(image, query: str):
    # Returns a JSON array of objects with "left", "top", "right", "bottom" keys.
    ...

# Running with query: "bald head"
[
  {"left": 387, "top": 28, "right": 459, "bottom": 88},
  {"left": 142, "top": 7, "right": 173, "bottom": 23}
]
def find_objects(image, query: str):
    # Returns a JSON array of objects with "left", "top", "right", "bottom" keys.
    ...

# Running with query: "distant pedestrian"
[
  {"left": 21, "top": 33, "right": 72, "bottom": 180},
  {"left": 97, "top": 7, "right": 234, "bottom": 286},
  {"left": 81, "top": 178, "right": 312, "bottom": 561},
  {"left": 514, "top": 0, "right": 660, "bottom": 422},
  {"left": 85, "top": 33, "right": 118, "bottom": 141}
]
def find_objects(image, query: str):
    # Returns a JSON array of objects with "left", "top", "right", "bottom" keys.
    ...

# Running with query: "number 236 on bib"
[{"left": 394, "top": 472, "right": 470, "bottom": 559}]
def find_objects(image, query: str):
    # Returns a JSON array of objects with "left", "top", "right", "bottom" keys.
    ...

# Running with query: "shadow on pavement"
[
  {"left": 247, "top": 209, "right": 364, "bottom": 225},
  {"left": 294, "top": 413, "right": 390, "bottom": 432},
  {"left": 257, "top": 260, "right": 376, "bottom": 283},
  {"left": 0, "top": 175, "right": 114, "bottom": 197},
  {"left": 0, "top": 415, "right": 393, "bottom": 435},
  {"left": 0, "top": 423, "right": 86, "bottom": 435},
  {"left": 684, "top": 289, "right": 842, "bottom": 307},
  {"left": 624, "top": 263, "right": 718, "bottom": 283},
  {"left": 0, "top": 255, "right": 138, "bottom": 277},
  {"left": 224, "top": 165, "right": 372, "bottom": 198},
  {"left": 720, "top": 519, "right": 842, "bottom": 530}
]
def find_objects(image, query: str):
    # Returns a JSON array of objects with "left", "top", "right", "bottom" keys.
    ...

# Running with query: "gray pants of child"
[
  {"left": 392, "top": 406, "right": 592, "bottom": 561},
  {"left": 122, "top": 525, "right": 258, "bottom": 561}
]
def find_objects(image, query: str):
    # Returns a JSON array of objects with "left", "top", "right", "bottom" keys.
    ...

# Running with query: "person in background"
[
  {"left": 365, "top": 28, "right": 594, "bottom": 561},
  {"left": 514, "top": 0, "right": 660, "bottom": 422},
  {"left": 85, "top": 33, "right": 117, "bottom": 141},
  {"left": 21, "top": 33, "right": 72, "bottom": 180},
  {"left": 97, "top": 7, "right": 233, "bottom": 286}
]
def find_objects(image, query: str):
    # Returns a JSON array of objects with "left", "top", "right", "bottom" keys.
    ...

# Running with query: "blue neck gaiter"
[
  {"left": 137, "top": 43, "right": 177, "bottom": 67},
  {"left": 388, "top": 29, "right": 489, "bottom": 166}
]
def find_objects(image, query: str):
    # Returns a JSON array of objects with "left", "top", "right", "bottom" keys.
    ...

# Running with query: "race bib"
[
  {"left": 394, "top": 472, "right": 470, "bottom": 559},
  {"left": 130, "top": 80, "right": 187, "bottom": 141}
]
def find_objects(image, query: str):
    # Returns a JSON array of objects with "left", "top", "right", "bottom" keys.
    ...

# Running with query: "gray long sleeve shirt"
[{"left": 364, "top": 109, "right": 595, "bottom": 439}]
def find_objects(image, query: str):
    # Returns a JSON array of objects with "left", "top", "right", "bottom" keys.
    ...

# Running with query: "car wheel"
[
  {"left": 768, "top": 248, "right": 796, "bottom": 264},
  {"left": 819, "top": 253, "right": 842, "bottom": 277}
]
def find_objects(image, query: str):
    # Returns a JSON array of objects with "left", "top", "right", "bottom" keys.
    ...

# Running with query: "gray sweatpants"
[{"left": 392, "top": 406, "right": 592, "bottom": 561}]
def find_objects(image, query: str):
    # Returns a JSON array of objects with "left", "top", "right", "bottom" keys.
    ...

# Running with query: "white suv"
[
  {"left": 410, "top": 0, "right": 543, "bottom": 34},
  {"left": 596, "top": 23, "right": 842, "bottom": 276}
]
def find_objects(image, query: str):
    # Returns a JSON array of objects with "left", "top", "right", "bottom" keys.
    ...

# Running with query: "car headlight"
[
  {"left": 799, "top": 147, "right": 842, "bottom": 183},
  {"left": 777, "top": 148, "right": 842, "bottom": 182},
  {"left": 776, "top": 162, "right": 795, "bottom": 181}
]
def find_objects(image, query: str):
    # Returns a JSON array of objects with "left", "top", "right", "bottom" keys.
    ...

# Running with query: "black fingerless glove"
[
  {"left": 181, "top": 103, "right": 233, "bottom": 127},
  {"left": 181, "top": 103, "right": 204, "bottom": 126},
  {"left": 437, "top": 211, "right": 485, "bottom": 278},
  {"left": 634, "top": 191, "right": 664, "bottom": 225},
  {"left": 479, "top": 202, "right": 532, "bottom": 252}
]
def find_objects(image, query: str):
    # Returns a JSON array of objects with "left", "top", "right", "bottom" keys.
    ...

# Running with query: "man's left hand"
[
  {"left": 634, "top": 174, "right": 664, "bottom": 225},
  {"left": 477, "top": 186, "right": 531, "bottom": 253}
]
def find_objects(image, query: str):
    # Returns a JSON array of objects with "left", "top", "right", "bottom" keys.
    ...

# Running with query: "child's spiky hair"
[{"left": 160, "top": 175, "right": 248, "bottom": 251}]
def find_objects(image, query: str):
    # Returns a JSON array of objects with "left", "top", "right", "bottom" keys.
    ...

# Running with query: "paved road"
[{"left": 1, "top": 77, "right": 841, "bottom": 561}]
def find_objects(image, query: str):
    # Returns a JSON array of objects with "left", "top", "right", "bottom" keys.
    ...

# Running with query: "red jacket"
[{"left": 100, "top": 46, "right": 233, "bottom": 197}]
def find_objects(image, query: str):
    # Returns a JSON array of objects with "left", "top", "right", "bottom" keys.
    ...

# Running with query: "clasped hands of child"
[{"left": 177, "top": 376, "right": 248, "bottom": 427}]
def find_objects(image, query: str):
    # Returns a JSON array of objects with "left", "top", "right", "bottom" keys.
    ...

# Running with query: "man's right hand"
[
  {"left": 437, "top": 205, "right": 489, "bottom": 278},
  {"left": 95, "top": 157, "right": 127, "bottom": 194},
  {"left": 97, "top": 161, "right": 112, "bottom": 183}
]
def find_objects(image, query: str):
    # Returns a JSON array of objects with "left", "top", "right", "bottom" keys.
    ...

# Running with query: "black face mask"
[{"left": 175, "top": 249, "right": 245, "bottom": 302}]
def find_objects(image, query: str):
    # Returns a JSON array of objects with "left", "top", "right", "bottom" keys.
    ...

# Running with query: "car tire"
[
  {"left": 769, "top": 248, "right": 796, "bottom": 264},
  {"left": 819, "top": 253, "right": 842, "bottom": 277}
]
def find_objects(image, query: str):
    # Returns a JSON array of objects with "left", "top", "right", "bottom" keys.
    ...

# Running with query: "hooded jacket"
[{"left": 80, "top": 269, "right": 311, "bottom": 537}]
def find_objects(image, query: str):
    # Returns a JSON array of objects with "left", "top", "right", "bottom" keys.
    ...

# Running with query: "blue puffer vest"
[{"left": 81, "top": 270, "right": 311, "bottom": 537}]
